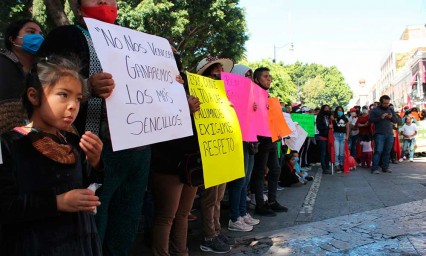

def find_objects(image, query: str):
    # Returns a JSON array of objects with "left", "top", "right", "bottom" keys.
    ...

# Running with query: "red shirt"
[{"left": 355, "top": 115, "right": 371, "bottom": 135}]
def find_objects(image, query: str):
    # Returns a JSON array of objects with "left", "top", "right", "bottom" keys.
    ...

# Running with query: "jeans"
[
  {"left": 252, "top": 139, "right": 281, "bottom": 207},
  {"left": 319, "top": 139, "right": 330, "bottom": 171},
  {"left": 372, "top": 133, "right": 394, "bottom": 170},
  {"left": 228, "top": 142, "right": 254, "bottom": 221},
  {"left": 349, "top": 134, "right": 359, "bottom": 157},
  {"left": 334, "top": 132, "right": 345, "bottom": 166},
  {"left": 403, "top": 138, "right": 416, "bottom": 159}
]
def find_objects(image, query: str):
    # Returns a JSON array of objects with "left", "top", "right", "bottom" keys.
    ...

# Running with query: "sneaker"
[
  {"left": 403, "top": 156, "right": 407, "bottom": 160},
  {"left": 242, "top": 213, "right": 260, "bottom": 226},
  {"left": 277, "top": 184, "right": 285, "bottom": 191},
  {"left": 268, "top": 201, "right": 288, "bottom": 212},
  {"left": 217, "top": 233, "right": 235, "bottom": 246},
  {"left": 399, "top": 158, "right": 404, "bottom": 162},
  {"left": 228, "top": 219, "right": 253, "bottom": 232},
  {"left": 200, "top": 236, "right": 231, "bottom": 253},
  {"left": 409, "top": 158, "right": 414, "bottom": 162},
  {"left": 255, "top": 204, "right": 276, "bottom": 217}
]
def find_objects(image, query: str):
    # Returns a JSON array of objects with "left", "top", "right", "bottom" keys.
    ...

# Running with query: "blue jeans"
[
  {"left": 372, "top": 133, "right": 394, "bottom": 170},
  {"left": 403, "top": 138, "right": 416, "bottom": 159},
  {"left": 349, "top": 134, "right": 359, "bottom": 157},
  {"left": 334, "top": 132, "right": 345, "bottom": 166},
  {"left": 228, "top": 142, "right": 254, "bottom": 221},
  {"left": 319, "top": 139, "right": 330, "bottom": 171}
]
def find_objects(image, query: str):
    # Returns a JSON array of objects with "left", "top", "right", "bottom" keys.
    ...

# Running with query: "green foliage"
[
  {"left": 0, "top": 1, "right": 32, "bottom": 41},
  {"left": 285, "top": 62, "right": 353, "bottom": 108},
  {"left": 241, "top": 59, "right": 297, "bottom": 104},
  {"left": 116, "top": 0, "right": 248, "bottom": 72}
]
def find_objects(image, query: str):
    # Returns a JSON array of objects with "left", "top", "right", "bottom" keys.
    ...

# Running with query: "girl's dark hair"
[
  {"left": 361, "top": 133, "right": 371, "bottom": 142},
  {"left": 23, "top": 55, "right": 86, "bottom": 118},
  {"left": 253, "top": 67, "right": 270, "bottom": 85},
  {"left": 4, "top": 19, "right": 41, "bottom": 51},
  {"left": 334, "top": 105, "right": 344, "bottom": 117},
  {"left": 318, "top": 104, "right": 330, "bottom": 117}
]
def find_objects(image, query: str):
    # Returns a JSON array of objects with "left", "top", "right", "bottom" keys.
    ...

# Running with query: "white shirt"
[
  {"left": 401, "top": 123, "right": 418, "bottom": 137},
  {"left": 360, "top": 141, "right": 373, "bottom": 152},
  {"left": 348, "top": 116, "right": 359, "bottom": 136}
]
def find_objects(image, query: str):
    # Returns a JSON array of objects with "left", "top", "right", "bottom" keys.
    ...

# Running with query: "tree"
[
  {"left": 244, "top": 59, "right": 297, "bottom": 104},
  {"left": 285, "top": 62, "right": 353, "bottom": 108},
  {"left": 116, "top": 0, "right": 248, "bottom": 71}
]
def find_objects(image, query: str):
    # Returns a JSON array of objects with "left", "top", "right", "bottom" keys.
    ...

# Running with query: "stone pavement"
[{"left": 130, "top": 158, "right": 426, "bottom": 255}]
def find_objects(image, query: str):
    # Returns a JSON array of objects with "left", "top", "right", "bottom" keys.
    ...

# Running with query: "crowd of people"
[{"left": 0, "top": 1, "right": 424, "bottom": 255}]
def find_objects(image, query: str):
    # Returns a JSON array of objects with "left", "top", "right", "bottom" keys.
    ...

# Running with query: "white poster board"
[
  {"left": 84, "top": 18, "right": 192, "bottom": 151},
  {"left": 285, "top": 124, "right": 307, "bottom": 152}
]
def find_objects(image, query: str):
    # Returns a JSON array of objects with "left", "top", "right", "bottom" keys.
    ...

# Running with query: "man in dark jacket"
[{"left": 369, "top": 95, "right": 398, "bottom": 174}]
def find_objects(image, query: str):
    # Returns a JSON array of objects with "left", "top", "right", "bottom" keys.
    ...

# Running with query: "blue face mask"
[
  {"left": 15, "top": 34, "right": 44, "bottom": 55},
  {"left": 337, "top": 111, "right": 344, "bottom": 117}
]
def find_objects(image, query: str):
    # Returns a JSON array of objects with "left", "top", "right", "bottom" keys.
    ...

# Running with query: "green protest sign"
[{"left": 290, "top": 113, "right": 316, "bottom": 137}]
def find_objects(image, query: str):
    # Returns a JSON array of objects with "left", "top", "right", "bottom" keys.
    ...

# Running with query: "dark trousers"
[
  {"left": 319, "top": 139, "right": 330, "bottom": 171},
  {"left": 96, "top": 146, "right": 151, "bottom": 256},
  {"left": 251, "top": 139, "right": 281, "bottom": 207}
]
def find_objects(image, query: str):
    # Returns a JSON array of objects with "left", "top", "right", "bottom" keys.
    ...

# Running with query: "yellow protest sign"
[{"left": 186, "top": 72, "right": 245, "bottom": 188}]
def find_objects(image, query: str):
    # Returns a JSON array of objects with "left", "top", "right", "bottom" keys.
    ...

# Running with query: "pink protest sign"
[
  {"left": 252, "top": 84, "right": 271, "bottom": 137},
  {"left": 221, "top": 72, "right": 257, "bottom": 142}
]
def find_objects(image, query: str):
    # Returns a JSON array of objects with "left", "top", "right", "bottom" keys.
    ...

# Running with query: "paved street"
[{"left": 130, "top": 158, "right": 426, "bottom": 255}]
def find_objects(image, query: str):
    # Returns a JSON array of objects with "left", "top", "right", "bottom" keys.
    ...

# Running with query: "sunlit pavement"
[{"left": 130, "top": 158, "right": 426, "bottom": 255}]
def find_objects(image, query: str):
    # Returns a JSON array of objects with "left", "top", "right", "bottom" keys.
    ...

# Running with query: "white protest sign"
[
  {"left": 283, "top": 113, "right": 297, "bottom": 137},
  {"left": 285, "top": 124, "right": 307, "bottom": 152},
  {"left": 84, "top": 18, "right": 192, "bottom": 151}
]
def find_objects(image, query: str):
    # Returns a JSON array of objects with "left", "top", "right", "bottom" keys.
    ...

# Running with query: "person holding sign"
[
  {"left": 196, "top": 56, "right": 237, "bottom": 254},
  {"left": 37, "top": 1, "right": 150, "bottom": 255},
  {"left": 0, "top": 55, "right": 103, "bottom": 255},
  {"left": 150, "top": 48, "right": 202, "bottom": 256},
  {"left": 226, "top": 64, "right": 260, "bottom": 231},
  {"left": 251, "top": 67, "right": 288, "bottom": 217}
]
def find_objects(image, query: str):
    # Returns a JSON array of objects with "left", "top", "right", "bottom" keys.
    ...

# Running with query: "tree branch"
[{"left": 43, "top": 0, "right": 70, "bottom": 26}]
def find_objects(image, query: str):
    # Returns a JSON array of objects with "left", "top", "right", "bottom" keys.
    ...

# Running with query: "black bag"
[{"left": 178, "top": 152, "right": 204, "bottom": 187}]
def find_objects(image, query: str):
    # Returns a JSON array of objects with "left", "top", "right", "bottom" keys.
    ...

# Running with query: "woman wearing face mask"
[
  {"left": 330, "top": 106, "right": 350, "bottom": 172},
  {"left": 0, "top": 19, "right": 43, "bottom": 134},
  {"left": 38, "top": 1, "right": 154, "bottom": 255},
  {"left": 316, "top": 104, "right": 332, "bottom": 174}
]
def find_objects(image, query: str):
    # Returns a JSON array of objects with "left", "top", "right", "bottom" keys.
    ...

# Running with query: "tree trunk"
[{"left": 43, "top": 0, "right": 70, "bottom": 26}]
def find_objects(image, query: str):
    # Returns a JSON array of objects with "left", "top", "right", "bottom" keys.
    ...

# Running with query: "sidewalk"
[{"left": 130, "top": 159, "right": 426, "bottom": 255}]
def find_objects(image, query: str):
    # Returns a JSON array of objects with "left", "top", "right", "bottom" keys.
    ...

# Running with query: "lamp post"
[{"left": 273, "top": 42, "right": 294, "bottom": 63}]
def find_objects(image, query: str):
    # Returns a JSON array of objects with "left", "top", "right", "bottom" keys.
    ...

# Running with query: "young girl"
[
  {"left": 359, "top": 134, "right": 373, "bottom": 168},
  {"left": 0, "top": 55, "right": 104, "bottom": 255},
  {"left": 331, "top": 106, "right": 350, "bottom": 172},
  {"left": 279, "top": 151, "right": 312, "bottom": 187},
  {"left": 400, "top": 116, "right": 418, "bottom": 162}
]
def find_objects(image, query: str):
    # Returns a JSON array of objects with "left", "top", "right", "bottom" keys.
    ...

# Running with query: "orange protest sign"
[{"left": 268, "top": 98, "right": 292, "bottom": 142}]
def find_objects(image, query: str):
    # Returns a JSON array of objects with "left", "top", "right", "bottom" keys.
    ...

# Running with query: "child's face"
[
  {"left": 406, "top": 117, "right": 412, "bottom": 124},
  {"left": 33, "top": 76, "right": 83, "bottom": 133}
]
